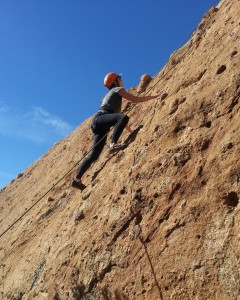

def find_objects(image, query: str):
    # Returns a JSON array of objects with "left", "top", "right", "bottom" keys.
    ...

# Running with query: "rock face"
[
  {"left": 0, "top": 0, "right": 240, "bottom": 299},
  {"left": 137, "top": 74, "right": 152, "bottom": 93}
]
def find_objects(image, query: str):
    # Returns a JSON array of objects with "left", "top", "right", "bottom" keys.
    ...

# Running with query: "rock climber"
[{"left": 72, "top": 72, "right": 162, "bottom": 190}]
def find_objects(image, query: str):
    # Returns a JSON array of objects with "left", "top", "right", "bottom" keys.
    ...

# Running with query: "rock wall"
[{"left": 0, "top": 0, "right": 239, "bottom": 299}]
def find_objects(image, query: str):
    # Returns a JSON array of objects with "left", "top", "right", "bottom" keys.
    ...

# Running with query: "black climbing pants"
[{"left": 75, "top": 113, "right": 129, "bottom": 179}]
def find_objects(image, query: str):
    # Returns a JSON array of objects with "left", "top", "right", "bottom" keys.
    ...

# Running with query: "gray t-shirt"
[{"left": 99, "top": 87, "right": 123, "bottom": 114}]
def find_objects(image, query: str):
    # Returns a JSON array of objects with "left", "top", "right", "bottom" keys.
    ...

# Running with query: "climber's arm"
[{"left": 118, "top": 88, "right": 162, "bottom": 103}]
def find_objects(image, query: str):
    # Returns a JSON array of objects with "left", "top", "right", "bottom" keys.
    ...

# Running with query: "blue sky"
[{"left": 0, "top": 0, "right": 219, "bottom": 189}]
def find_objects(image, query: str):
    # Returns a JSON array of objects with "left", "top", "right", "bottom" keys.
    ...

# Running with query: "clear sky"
[{"left": 0, "top": 0, "right": 219, "bottom": 189}]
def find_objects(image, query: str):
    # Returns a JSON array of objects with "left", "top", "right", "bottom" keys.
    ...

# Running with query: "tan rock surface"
[
  {"left": 137, "top": 74, "right": 152, "bottom": 93},
  {"left": 0, "top": 0, "right": 240, "bottom": 299}
]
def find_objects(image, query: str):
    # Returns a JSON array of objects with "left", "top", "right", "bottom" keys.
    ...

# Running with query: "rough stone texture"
[
  {"left": 0, "top": 0, "right": 240, "bottom": 299},
  {"left": 137, "top": 74, "right": 152, "bottom": 93}
]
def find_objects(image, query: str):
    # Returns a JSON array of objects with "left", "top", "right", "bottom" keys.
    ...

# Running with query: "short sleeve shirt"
[{"left": 99, "top": 87, "right": 123, "bottom": 114}]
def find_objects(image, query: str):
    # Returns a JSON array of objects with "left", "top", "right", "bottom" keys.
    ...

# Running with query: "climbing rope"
[{"left": 0, "top": 0, "right": 220, "bottom": 240}]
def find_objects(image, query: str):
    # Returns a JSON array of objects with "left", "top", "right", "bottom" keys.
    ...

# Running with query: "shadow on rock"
[
  {"left": 101, "top": 287, "right": 130, "bottom": 300},
  {"left": 124, "top": 125, "right": 143, "bottom": 145}
]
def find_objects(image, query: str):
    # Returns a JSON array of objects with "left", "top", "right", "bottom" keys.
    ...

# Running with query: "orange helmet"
[{"left": 104, "top": 72, "right": 122, "bottom": 89}]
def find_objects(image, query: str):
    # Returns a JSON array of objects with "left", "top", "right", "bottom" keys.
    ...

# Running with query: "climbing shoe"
[
  {"left": 71, "top": 179, "right": 86, "bottom": 191},
  {"left": 109, "top": 143, "right": 127, "bottom": 152}
]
